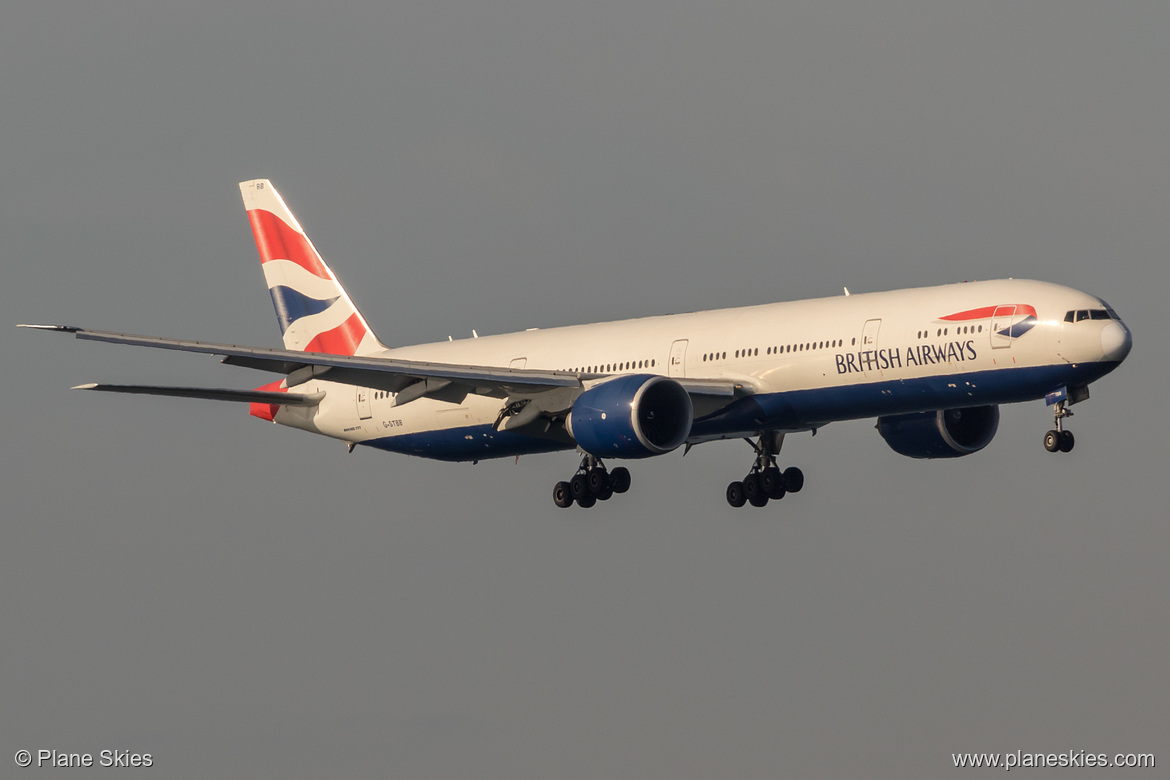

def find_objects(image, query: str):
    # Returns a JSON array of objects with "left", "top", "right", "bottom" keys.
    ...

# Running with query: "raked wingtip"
[{"left": 18, "top": 323, "right": 80, "bottom": 332}]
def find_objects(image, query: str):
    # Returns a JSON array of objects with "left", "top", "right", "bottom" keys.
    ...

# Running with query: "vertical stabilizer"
[{"left": 240, "top": 179, "right": 385, "bottom": 356}]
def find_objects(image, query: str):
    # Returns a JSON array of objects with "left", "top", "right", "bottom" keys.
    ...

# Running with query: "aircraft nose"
[{"left": 1100, "top": 320, "right": 1132, "bottom": 362}]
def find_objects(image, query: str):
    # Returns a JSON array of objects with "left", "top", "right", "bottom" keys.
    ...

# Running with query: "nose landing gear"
[
  {"left": 726, "top": 432, "right": 804, "bottom": 509},
  {"left": 553, "top": 453, "right": 631, "bottom": 508},
  {"left": 1043, "top": 400, "right": 1075, "bottom": 453}
]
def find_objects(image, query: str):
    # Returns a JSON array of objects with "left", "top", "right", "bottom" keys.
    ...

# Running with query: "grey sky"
[{"left": 3, "top": 1, "right": 1167, "bottom": 777}]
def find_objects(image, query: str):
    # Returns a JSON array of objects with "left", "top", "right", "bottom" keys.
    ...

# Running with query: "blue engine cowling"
[
  {"left": 565, "top": 374, "right": 693, "bottom": 459},
  {"left": 877, "top": 405, "right": 1000, "bottom": 459}
]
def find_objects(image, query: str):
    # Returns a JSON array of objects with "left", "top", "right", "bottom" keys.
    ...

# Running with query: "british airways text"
[{"left": 835, "top": 340, "right": 978, "bottom": 374}]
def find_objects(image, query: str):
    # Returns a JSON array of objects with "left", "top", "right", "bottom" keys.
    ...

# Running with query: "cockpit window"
[{"left": 1066, "top": 308, "right": 1114, "bottom": 323}]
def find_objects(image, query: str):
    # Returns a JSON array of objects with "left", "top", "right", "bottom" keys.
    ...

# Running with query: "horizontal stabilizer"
[{"left": 71, "top": 383, "right": 324, "bottom": 406}]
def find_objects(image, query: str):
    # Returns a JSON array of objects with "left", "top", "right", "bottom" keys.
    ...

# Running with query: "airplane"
[{"left": 21, "top": 179, "right": 1133, "bottom": 509}]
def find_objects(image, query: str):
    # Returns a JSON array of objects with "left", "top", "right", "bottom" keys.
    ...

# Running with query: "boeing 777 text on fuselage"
[{"left": 22, "top": 180, "right": 1133, "bottom": 508}]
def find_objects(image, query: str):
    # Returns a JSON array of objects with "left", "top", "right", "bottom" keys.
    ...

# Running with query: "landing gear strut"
[
  {"left": 1043, "top": 400, "right": 1075, "bottom": 453},
  {"left": 726, "top": 432, "right": 804, "bottom": 509},
  {"left": 553, "top": 453, "right": 631, "bottom": 509}
]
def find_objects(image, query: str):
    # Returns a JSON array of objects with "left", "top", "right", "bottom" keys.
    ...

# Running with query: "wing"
[
  {"left": 21, "top": 324, "right": 579, "bottom": 397},
  {"left": 20, "top": 324, "right": 755, "bottom": 411}
]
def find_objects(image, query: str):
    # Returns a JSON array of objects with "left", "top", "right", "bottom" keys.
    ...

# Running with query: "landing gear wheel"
[
  {"left": 726, "top": 481, "right": 747, "bottom": 508},
  {"left": 570, "top": 473, "right": 589, "bottom": 501},
  {"left": 725, "top": 432, "right": 805, "bottom": 507},
  {"left": 1059, "top": 430, "right": 1075, "bottom": 453},
  {"left": 1044, "top": 430, "right": 1061, "bottom": 453},
  {"left": 553, "top": 481, "right": 573, "bottom": 508},
  {"left": 559, "top": 455, "right": 629, "bottom": 508},
  {"left": 761, "top": 467, "right": 786, "bottom": 500},
  {"left": 742, "top": 473, "right": 763, "bottom": 503}
]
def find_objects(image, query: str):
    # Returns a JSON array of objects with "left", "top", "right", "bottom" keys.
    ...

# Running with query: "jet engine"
[
  {"left": 877, "top": 405, "right": 1000, "bottom": 459},
  {"left": 565, "top": 374, "right": 693, "bottom": 458}
]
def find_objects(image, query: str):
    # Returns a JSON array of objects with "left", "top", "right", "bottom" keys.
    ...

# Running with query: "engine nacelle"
[
  {"left": 877, "top": 405, "right": 1000, "bottom": 459},
  {"left": 565, "top": 374, "right": 693, "bottom": 459}
]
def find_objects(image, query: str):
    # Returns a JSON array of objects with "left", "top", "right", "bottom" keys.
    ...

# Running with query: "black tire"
[
  {"left": 570, "top": 473, "right": 589, "bottom": 501},
  {"left": 782, "top": 466, "right": 804, "bottom": 493},
  {"left": 748, "top": 491, "right": 769, "bottom": 507},
  {"left": 1059, "top": 430, "right": 1075, "bottom": 453},
  {"left": 577, "top": 492, "right": 597, "bottom": 508},
  {"left": 586, "top": 468, "right": 608, "bottom": 494},
  {"left": 596, "top": 485, "right": 614, "bottom": 501},
  {"left": 609, "top": 466, "right": 631, "bottom": 494},
  {"left": 743, "top": 473, "right": 763, "bottom": 502},
  {"left": 726, "top": 481, "right": 747, "bottom": 508},
  {"left": 761, "top": 467, "right": 786, "bottom": 499},
  {"left": 553, "top": 481, "right": 573, "bottom": 508},
  {"left": 1043, "top": 430, "right": 1061, "bottom": 452}
]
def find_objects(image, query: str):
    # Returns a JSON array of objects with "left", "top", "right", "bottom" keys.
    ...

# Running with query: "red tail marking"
[
  {"left": 304, "top": 312, "right": 368, "bottom": 356},
  {"left": 249, "top": 379, "right": 287, "bottom": 422},
  {"left": 247, "top": 208, "right": 330, "bottom": 279}
]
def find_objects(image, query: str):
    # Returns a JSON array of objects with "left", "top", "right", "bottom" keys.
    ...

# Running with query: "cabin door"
[
  {"left": 990, "top": 305, "right": 1016, "bottom": 349},
  {"left": 668, "top": 339, "right": 689, "bottom": 378},
  {"left": 861, "top": 319, "right": 883, "bottom": 378},
  {"left": 355, "top": 387, "right": 373, "bottom": 420}
]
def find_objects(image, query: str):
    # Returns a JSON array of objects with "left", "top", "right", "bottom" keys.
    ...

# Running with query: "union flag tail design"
[{"left": 240, "top": 179, "right": 384, "bottom": 356}]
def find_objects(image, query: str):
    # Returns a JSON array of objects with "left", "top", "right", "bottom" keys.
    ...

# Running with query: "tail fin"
[{"left": 240, "top": 179, "right": 385, "bottom": 356}]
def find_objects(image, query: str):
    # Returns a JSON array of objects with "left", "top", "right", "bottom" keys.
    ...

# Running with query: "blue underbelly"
[{"left": 364, "top": 360, "right": 1121, "bottom": 462}]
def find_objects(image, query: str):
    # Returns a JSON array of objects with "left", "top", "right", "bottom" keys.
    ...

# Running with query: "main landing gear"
[
  {"left": 553, "top": 454, "right": 631, "bottom": 509},
  {"left": 726, "top": 431, "right": 804, "bottom": 509},
  {"left": 1043, "top": 400, "right": 1075, "bottom": 453}
]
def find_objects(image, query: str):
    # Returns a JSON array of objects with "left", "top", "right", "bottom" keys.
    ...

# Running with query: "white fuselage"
[{"left": 274, "top": 278, "right": 1130, "bottom": 461}]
